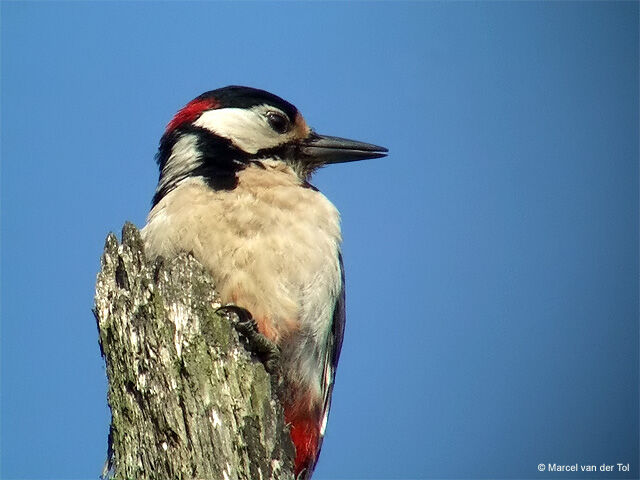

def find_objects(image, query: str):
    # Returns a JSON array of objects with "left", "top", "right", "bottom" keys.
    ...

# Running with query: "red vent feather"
[{"left": 286, "top": 409, "right": 321, "bottom": 478}]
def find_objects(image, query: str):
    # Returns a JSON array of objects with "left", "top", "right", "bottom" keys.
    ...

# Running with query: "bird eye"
[{"left": 266, "top": 111, "right": 290, "bottom": 134}]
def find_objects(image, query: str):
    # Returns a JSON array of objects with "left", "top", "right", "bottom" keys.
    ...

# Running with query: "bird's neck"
[{"left": 154, "top": 130, "right": 250, "bottom": 206}]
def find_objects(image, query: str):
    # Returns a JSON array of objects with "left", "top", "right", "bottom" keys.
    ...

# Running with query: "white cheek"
[
  {"left": 158, "top": 134, "right": 201, "bottom": 192},
  {"left": 194, "top": 108, "right": 283, "bottom": 154}
]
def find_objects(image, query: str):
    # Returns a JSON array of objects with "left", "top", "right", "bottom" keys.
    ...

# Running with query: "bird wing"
[{"left": 319, "top": 252, "right": 346, "bottom": 440}]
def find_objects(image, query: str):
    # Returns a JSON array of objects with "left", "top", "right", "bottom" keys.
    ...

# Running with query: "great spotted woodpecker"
[{"left": 141, "top": 86, "right": 387, "bottom": 479}]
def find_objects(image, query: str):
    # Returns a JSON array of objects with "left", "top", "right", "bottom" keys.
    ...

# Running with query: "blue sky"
[{"left": 1, "top": 2, "right": 638, "bottom": 479}]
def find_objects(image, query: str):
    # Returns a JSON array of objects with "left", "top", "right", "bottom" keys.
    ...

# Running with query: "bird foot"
[{"left": 216, "top": 305, "right": 281, "bottom": 376}]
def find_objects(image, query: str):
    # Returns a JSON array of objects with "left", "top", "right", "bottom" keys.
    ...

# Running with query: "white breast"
[{"left": 141, "top": 162, "right": 342, "bottom": 358}]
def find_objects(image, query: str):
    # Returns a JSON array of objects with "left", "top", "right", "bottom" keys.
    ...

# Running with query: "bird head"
[{"left": 153, "top": 86, "right": 387, "bottom": 205}]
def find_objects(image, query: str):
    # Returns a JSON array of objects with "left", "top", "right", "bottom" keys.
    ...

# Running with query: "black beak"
[{"left": 301, "top": 133, "right": 388, "bottom": 165}]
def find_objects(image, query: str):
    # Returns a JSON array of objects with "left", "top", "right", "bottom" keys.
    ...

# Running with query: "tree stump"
[{"left": 94, "top": 222, "right": 295, "bottom": 480}]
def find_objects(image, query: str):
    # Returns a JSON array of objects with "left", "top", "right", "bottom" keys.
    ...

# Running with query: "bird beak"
[{"left": 301, "top": 132, "right": 388, "bottom": 165}]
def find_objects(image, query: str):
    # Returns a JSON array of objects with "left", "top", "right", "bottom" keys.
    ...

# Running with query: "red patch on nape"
[
  {"left": 165, "top": 97, "right": 219, "bottom": 134},
  {"left": 285, "top": 408, "right": 321, "bottom": 479}
]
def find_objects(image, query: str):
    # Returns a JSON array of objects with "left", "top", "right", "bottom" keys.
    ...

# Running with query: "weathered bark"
[{"left": 94, "top": 222, "right": 295, "bottom": 480}]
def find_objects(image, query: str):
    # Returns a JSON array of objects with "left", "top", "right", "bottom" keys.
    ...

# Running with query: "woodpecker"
[{"left": 141, "top": 86, "right": 387, "bottom": 479}]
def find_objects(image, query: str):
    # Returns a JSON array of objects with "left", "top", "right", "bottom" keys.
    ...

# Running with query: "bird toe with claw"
[{"left": 216, "top": 305, "right": 281, "bottom": 376}]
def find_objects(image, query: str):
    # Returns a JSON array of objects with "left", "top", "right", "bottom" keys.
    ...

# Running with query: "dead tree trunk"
[{"left": 94, "top": 222, "right": 295, "bottom": 480}]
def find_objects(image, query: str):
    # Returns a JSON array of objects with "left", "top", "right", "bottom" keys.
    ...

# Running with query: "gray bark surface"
[{"left": 94, "top": 222, "right": 295, "bottom": 480}]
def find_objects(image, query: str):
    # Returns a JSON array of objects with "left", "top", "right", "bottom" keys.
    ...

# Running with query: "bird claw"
[{"left": 216, "top": 305, "right": 281, "bottom": 376}]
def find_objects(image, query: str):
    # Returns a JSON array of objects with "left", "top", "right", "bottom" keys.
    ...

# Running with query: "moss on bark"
[{"left": 94, "top": 222, "right": 295, "bottom": 480}]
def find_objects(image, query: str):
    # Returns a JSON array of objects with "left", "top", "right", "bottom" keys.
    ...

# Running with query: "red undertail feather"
[{"left": 285, "top": 408, "right": 321, "bottom": 479}]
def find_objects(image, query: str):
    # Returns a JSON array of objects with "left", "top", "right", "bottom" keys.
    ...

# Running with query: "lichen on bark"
[{"left": 94, "top": 222, "right": 295, "bottom": 480}]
